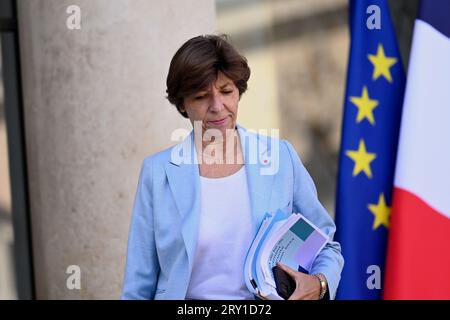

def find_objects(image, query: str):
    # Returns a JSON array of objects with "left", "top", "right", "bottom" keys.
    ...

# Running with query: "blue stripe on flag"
[{"left": 419, "top": 0, "right": 450, "bottom": 38}]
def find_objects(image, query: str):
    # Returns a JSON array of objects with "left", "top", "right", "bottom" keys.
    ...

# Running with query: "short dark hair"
[{"left": 166, "top": 34, "right": 251, "bottom": 118}]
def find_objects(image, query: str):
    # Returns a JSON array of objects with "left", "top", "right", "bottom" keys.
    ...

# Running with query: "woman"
[{"left": 122, "top": 34, "right": 344, "bottom": 300}]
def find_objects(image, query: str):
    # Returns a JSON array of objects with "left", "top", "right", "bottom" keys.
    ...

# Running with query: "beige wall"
[
  {"left": 217, "top": 0, "right": 349, "bottom": 215},
  {"left": 17, "top": 0, "right": 216, "bottom": 299}
]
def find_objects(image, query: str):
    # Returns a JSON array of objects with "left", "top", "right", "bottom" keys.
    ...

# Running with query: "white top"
[{"left": 186, "top": 166, "right": 255, "bottom": 300}]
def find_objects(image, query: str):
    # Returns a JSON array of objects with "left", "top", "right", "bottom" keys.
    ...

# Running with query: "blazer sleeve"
[
  {"left": 121, "top": 157, "right": 160, "bottom": 299},
  {"left": 283, "top": 140, "right": 344, "bottom": 299}
]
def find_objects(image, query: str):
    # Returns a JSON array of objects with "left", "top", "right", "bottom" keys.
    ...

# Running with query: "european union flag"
[{"left": 335, "top": 0, "right": 406, "bottom": 299}]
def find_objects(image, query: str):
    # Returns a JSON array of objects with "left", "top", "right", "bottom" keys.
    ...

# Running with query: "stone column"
[{"left": 17, "top": 0, "right": 215, "bottom": 299}]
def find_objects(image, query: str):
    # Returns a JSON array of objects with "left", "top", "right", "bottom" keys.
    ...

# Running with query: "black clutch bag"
[{"left": 272, "top": 265, "right": 296, "bottom": 300}]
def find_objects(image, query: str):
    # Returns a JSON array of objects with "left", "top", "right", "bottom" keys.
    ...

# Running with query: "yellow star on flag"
[
  {"left": 368, "top": 43, "right": 398, "bottom": 83},
  {"left": 368, "top": 193, "right": 391, "bottom": 230},
  {"left": 345, "top": 139, "right": 377, "bottom": 178},
  {"left": 349, "top": 86, "right": 379, "bottom": 125}
]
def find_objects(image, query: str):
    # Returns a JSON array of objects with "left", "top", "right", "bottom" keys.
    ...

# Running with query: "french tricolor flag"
[{"left": 384, "top": 0, "right": 450, "bottom": 299}]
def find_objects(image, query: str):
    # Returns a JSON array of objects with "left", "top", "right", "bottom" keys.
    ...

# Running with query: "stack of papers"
[{"left": 244, "top": 209, "right": 329, "bottom": 300}]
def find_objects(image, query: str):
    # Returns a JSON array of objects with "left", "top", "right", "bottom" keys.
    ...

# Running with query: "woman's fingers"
[
  {"left": 276, "top": 262, "right": 298, "bottom": 278},
  {"left": 276, "top": 263, "right": 320, "bottom": 300},
  {"left": 276, "top": 263, "right": 302, "bottom": 299}
]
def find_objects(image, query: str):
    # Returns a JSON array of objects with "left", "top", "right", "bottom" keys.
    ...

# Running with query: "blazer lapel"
[
  {"left": 237, "top": 125, "right": 276, "bottom": 234},
  {"left": 164, "top": 131, "right": 201, "bottom": 278},
  {"left": 164, "top": 125, "right": 276, "bottom": 296}
]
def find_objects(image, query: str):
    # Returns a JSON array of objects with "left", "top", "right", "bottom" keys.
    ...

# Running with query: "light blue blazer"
[{"left": 121, "top": 125, "right": 344, "bottom": 300}]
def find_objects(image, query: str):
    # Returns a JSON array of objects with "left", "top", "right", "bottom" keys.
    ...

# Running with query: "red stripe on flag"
[{"left": 384, "top": 187, "right": 450, "bottom": 299}]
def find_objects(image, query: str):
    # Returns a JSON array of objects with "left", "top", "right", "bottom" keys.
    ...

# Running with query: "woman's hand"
[{"left": 276, "top": 263, "right": 321, "bottom": 300}]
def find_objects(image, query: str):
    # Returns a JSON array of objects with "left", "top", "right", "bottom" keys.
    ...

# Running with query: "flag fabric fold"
[
  {"left": 335, "top": 0, "right": 405, "bottom": 299},
  {"left": 384, "top": 0, "right": 450, "bottom": 299}
]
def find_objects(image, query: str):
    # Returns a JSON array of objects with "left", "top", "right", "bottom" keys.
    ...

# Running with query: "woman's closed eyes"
[{"left": 194, "top": 90, "right": 233, "bottom": 100}]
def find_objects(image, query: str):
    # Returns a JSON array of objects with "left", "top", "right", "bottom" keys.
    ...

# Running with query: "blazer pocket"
[{"left": 155, "top": 288, "right": 166, "bottom": 294}]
